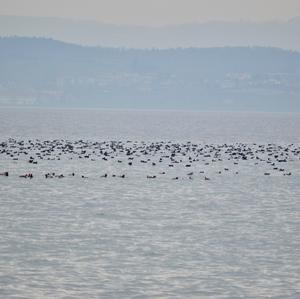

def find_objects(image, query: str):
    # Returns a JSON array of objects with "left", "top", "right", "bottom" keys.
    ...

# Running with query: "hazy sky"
[{"left": 1, "top": 0, "right": 300, "bottom": 26}]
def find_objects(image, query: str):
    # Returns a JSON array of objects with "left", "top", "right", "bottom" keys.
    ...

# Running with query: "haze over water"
[{"left": 0, "top": 108, "right": 300, "bottom": 298}]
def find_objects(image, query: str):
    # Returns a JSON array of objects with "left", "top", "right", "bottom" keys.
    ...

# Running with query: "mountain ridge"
[{"left": 1, "top": 15, "right": 300, "bottom": 50}]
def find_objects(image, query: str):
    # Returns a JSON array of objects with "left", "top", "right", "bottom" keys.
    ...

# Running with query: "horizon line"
[{"left": 1, "top": 14, "right": 300, "bottom": 28}]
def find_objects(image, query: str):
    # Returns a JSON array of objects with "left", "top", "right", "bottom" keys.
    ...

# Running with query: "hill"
[{"left": 1, "top": 37, "right": 300, "bottom": 111}]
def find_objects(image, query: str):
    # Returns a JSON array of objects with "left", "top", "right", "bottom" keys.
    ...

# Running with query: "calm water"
[
  {"left": 1, "top": 107, "right": 300, "bottom": 143},
  {"left": 0, "top": 107, "right": 300, "bottom": 298}
]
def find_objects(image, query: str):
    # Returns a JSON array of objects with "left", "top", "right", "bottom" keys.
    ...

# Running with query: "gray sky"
[{"left": 1, "top": 0, "right": 300, "bottom": 26}]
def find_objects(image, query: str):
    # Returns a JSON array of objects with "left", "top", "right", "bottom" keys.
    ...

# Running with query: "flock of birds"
[{"left": 1, "top": 138, "right": 299, "bottom": 181}]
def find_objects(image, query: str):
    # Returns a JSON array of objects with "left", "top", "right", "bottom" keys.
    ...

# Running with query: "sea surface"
[{"left": 0, "top": 107, "right": 300, "bottom": 299}]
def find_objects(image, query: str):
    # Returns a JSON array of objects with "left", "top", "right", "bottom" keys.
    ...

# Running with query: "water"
[
  {"left": 1, "top": 107, "right": 300, "bottom": 143},
  {"left": 0, "top": 107, "right": 300, "bottom": 298}
]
